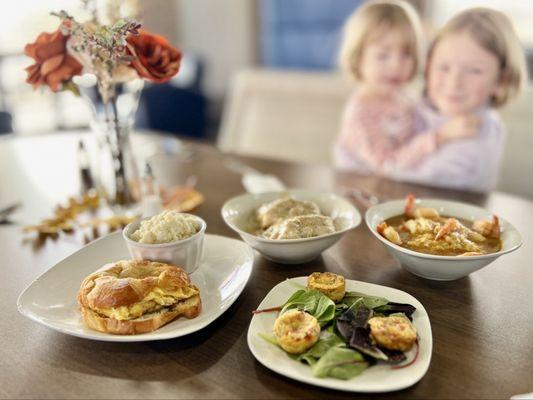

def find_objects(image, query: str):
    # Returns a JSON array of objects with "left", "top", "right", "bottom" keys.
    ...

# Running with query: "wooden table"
[{"left": 1, "top": 132, "right": 532, "bottom": 399}]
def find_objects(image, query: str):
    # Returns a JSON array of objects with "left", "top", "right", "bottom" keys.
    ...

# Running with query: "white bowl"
[
  {"left": 365, "top": 198, "right": 522, "bottom": 281},
  {"left": 221, "top": 189, "right": 361, "bottom": 264},
  {"left": 123, "top": 213, "right": 206, "bottom": 274}
]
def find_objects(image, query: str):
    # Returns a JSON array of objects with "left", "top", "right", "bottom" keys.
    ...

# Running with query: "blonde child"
[
  {"left": 398, "top": 8, "right": 528, "bottom": 192},
  {"left": 333, "top": 1, "right": 484, "bottom": 178}
]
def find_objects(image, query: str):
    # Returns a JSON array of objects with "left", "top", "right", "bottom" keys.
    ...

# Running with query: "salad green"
[{"left": 257, "top": 284, "right": 418, "bottom": 380}]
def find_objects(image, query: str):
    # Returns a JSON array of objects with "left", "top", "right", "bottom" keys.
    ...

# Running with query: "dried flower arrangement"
[
  {"left": 24, "top": 1, "right": 181, "bottom": 99},
  {"left": 24, "top": 1, "right": 183, "bottom": 208}
]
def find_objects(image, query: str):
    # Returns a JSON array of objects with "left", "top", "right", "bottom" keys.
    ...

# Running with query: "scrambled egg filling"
[{"left": 97, "top": 286, "right": 198, "bottom": 320}]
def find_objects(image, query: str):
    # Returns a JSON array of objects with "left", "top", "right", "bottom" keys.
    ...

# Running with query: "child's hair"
[
  {"left": 426, "top": 7, "right": 527, "bottom": 108},
  {"left": 339, "top": 0, "right": 422, "bottom": 82}
]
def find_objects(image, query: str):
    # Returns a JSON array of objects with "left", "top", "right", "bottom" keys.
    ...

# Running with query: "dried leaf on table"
[{"left": 23, "top": 191, "right": 100, "bottom": 241}]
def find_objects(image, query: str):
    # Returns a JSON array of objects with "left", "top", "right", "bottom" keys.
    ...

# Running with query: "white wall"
[
  {"left": 176, "top": 0, "right": 258, "bottom": 99},
  {"left": 141, "top": 0, "right": 258, "bottom": 100}
]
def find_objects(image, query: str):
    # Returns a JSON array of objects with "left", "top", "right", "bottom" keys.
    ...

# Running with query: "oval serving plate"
[{"left": 18, "top": 232, "right": 253, "bottom": 342}]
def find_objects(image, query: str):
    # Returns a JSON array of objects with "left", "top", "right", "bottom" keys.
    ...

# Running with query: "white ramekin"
[{"left": 122, "top": 213, "right": 206, "bottom": 274}]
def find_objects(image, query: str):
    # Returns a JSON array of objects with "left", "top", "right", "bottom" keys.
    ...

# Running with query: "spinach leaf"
[
  {"left": 258, "top": 332, "right": 278, "bottom": 346},
  {"left": 294, "top": 333, "right": 346, "bottom": 366},
  {"left": 342, "top": 292, "right": 389, "bottom": 310},
  {"left": 281, "top": 289, "right": 336, "bottom": 326},
  {"left": 280, "top": 289, "right": 314, "bottom": 313},
  {"left": 313, "top": 293, "right": 336, "bottom": 325},
  {"left": 311, "top": 347, "right": 368, "bottom": 380},
  {"left": 334, "top": 304, "right": 348, "bottom": 319},
  {"left": 324, "top": 324, "right": 335, "bottom": 334}
]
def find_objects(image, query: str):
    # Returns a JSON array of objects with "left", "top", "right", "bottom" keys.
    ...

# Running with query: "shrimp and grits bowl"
[{"left": 365, "top": 195, "right": 522, "bottom": 281}]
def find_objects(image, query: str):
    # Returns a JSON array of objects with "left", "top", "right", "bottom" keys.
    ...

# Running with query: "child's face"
[
  {"left": 359, "top": 29, "right": 415, "bottom": 94},
  {"left": 427, "top": 32, "right": 501, "bottom": 117}
]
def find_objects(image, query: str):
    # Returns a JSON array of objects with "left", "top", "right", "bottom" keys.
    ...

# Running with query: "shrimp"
[
  {"left": 404, "top": 194, "right": 439, "bottom": 219},
  {"left": 404, "top": 194, "right": 416, "bottom": 218},
  {"left": 377, "top": 222, "right": 402, "bottom": 245},
  {"left": 435, "top": 218, "right": 460, "bottom": 240},
  {"left": 472, "top": 215, "right": 500, "bottom": 239}
]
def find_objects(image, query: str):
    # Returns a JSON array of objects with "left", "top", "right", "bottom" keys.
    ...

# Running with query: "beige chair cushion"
[
  {"left": 498, "top": 88, "right": 533, "bottom": 198},
  {"left": 218, "top": 69, "right": 351, "bottom": 165}
]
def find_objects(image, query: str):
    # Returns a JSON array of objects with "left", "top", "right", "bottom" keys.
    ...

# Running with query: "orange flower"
[
  {"left": 127, "top": 30, "right": 181, "bottom": 83},
  {"left": 24, "top": 29, "right": 83, "bottom": 92}
]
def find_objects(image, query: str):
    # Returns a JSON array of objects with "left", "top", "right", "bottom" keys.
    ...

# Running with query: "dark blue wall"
[{"left": 260, "top": 0, "right": 363, "bottom": 70}]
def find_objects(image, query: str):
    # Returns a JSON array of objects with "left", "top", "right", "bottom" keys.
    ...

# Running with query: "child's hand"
[{"left": 437, "top": 115, "right": 480, "bottom": 145}]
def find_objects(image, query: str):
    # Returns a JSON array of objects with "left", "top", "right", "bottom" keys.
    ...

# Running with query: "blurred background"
[{"left": 1, "top": 0, "right": 532, "bottom": 196}]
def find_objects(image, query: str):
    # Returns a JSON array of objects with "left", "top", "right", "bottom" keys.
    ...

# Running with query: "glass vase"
[{"left": 77, "top": 75, "right": 144, "bottom": 209}]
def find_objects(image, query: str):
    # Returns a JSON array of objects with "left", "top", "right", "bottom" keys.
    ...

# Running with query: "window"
[{"left": 0, "top": 1, "right": 95, "bottom": 134}]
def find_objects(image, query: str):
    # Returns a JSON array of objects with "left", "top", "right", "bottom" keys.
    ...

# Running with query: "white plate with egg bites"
[
  {"left": 248, "top": 277, "right": 432, "bottom": 393},
  {"left": 17, "top": 231, "right": 253, "bottom": 342}
]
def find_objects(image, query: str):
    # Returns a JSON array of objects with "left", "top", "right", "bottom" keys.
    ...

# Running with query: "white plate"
[
  {"left": 17, "top": 232, "right": 253, "bottom": 342},
  {"left": 247, "top": 277, "right": 432, "bottom": 393}
]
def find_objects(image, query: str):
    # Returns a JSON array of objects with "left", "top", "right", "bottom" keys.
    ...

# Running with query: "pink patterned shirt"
[
  {"left": 333, "top": 91, "right": 505, "bottom": 193},
  {"left": 333, "top": 91, "right": 437, "bottom": 174}
]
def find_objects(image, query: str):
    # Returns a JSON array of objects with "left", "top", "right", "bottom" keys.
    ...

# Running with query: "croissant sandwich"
[{"left": 77, "top": 260, "right": 201, "bottom": 335}]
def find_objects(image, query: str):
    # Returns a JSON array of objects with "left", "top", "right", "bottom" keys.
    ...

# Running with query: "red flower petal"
[
  {"left": 40, "top": 54, "right": 64, "bottom": 76},
  {"left": 24, "top": 28, "right": 81, "bottom": 91}
]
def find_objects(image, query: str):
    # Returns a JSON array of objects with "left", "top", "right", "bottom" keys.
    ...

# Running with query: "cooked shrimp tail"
[
  {"left": 404, "top": 194, "right": 416, "bottom": 218},
  {"left": 472, "top": 214, "right": 500, "bottom": 239},
  {"left": 435, "top": 218, "right": 459, "bottom": 240},
  {"left": 377, "top": 222, "right": 402, "bottom": 245},
  {"left": 491, "top": 215, "right": 500, "bottom": 239}
]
